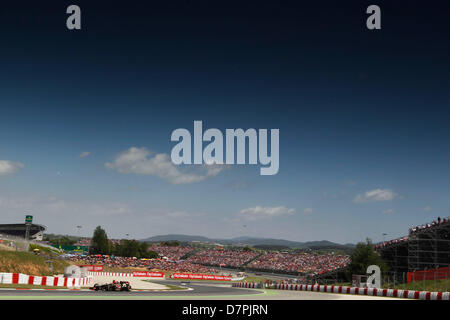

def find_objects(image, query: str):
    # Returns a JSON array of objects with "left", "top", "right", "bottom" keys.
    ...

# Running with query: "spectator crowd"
[
  {"left": 376, "top": 216, "right": 450, "bottom": 250},
  {"left": 66, "top": 245, "right": 350, "bottom": 276},
  {"left": 68, "top": 254, "right": 217, "bottom": 274},
  {"left": 185, "top": 249, "right": 260, "bottom": 268},
  {"left": 409, "top": 216, "right": 449, "bottom": 235},
  {"left": 149, "top": 244, "right": 194, "bottom": 261},
  {"left": 247, "top": 252, "right": 350, "bottom": 275},
  {"left": 375, "top": 236, "right": 409, "bottom": 249}
]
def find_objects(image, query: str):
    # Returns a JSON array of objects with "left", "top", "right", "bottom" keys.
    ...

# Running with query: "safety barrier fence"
[
  {"left": 87, "top": 271, "right": 241, "bottom": 281},
  {"left": 172, "top": 273, "right": 232, "bottom": 281},
  {"left": 87, "top": 271, "right": 165, "bottom": 278},
  {"left": 87, "top": 271, "right": 133, "bottom": 277},
  {"left": 407, "top": 267, "right": 450, "bottom": 283},
  {"left": 0, "top": 272, "right": 92, "bottom": 287}
]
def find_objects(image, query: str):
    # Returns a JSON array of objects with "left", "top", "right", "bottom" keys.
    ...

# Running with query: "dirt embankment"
[
  {"left": 0, "top": 243, "right": 15, "bottom": 252},
  {"left": 0, "top": 250, "right": 71, "bottom": 276}
]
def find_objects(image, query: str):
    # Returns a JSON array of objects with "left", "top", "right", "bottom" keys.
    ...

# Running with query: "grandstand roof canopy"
[{"left": 0, "top": 223, "right": 46, "bottom": 237}]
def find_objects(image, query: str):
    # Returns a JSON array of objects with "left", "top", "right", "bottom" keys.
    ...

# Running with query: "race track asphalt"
[{"left": 0, "top": 280, "right": 402, "bottom": 300}]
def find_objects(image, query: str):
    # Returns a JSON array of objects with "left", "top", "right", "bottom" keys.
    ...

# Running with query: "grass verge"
[
  {"left": 0, "top": 250, "right": 70, "bottom": 275},
  {"left": 384, "top": 279, "right": 450, "bottom": 292},
  {"left": 327, "top": 279, "right": 450, "bottom": 292}
]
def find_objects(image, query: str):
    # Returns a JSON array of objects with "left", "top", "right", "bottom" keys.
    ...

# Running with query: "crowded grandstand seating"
[
  {"left": 149, "top": 244, "right": 195, "bottom": 261},
  {"left": 247, "top": 252, "right": 350, "bottom": 275},
  {"left": 375, "top": 236, "right": 409, "bottom": 249},
  {"left": 68, "top": 254, "right": 218, "bottom": 274},
  {"left": 375, "top": 216, "right": 450, "bottom": 250},
  {"left": 66, "top": 244, "right": 351, "bottom": 276},
  {"left": 185, "top": 249, "right": 260, "bottom": 268},
  {"left": 409, "top": 216, "right": 449, "bottom": 235}
]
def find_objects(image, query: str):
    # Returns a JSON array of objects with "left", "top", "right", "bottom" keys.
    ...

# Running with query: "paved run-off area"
[{"left": 89, "top": 275, "right": 168, "bottom": 290}]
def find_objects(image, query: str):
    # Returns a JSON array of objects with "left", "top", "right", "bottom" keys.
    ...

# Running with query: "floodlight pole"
[{"left": 25, "top": 222, "right": 31, "bottom": 252}]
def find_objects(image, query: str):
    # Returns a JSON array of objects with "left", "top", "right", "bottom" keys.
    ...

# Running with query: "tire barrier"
[
  {"left": 0, "top": 272, "right": 92, "bottom": 287},
  {"left": 232, "top": 282, "right": 260, "bottom": 288},
  {"left": 272, "top": 283, "right": 450, "bottom": 300}
]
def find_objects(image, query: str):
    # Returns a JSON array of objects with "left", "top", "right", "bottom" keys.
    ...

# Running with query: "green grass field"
[
  {"left": 327, "top": 279, "right": 450, "bottom": 292},
  {"left": 385, "top": 279, "right": 450, "bottom": 292}
]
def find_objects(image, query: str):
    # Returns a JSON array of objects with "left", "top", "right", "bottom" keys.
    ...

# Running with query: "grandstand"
[
  {"left": 150, "top": 244, "right": 195, "bottom": 261},
  {"left": 0, "top": 223, "right": 46, "bottom": 241},
  {"left": 246, "top": 252, "right": 350, "bottom": 276},
  {"left": 376, "top": 217, "right": 450, "bottom": 278},
  {"left": 185, "top": 248, "right": 261, "bottom": 268}
]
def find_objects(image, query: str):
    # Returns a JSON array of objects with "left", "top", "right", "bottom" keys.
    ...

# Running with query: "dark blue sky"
[{"left": 0, "top": 1, "right": 449, "bottom": 243}]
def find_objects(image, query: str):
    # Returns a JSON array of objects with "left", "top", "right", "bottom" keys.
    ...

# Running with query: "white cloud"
[
  {"left": 382, "top": 208, "right": 396, "bottom": 214},
  {"left": 424, "top": 206, "right": 432, "bottom": 212},
  {"left": 353, "top": 189, "right": 399, "bottom": 203},
  {"left": 239, "top": 206, "right": 296, "bottom": 221},
  {"left": 0, "top": 194, "right": 217, "bottom": 238},
  {"left": 105, "top": 147, "right": 225, "bottom": 184},
  {"left": 0, "top": 196, "right": 131, "bottom": 218},
  {"left": 303, "top": 208, "right": 313, "bottom": 214},
  {"left": 0, "top": 160, "right": 24, "bottom": 177},
  {"left": 79, "top": 151, "right": 91, "bottom": 158}
]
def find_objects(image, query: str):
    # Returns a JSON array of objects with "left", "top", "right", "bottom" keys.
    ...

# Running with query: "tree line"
[
  {"left": 88, "top": 226, "right": 390, "bottom": 278},
  {"left": 43, "top": 234, "right": 78, "bottom": 246},
  {"left": 91, "top": 226, "right": 158, "bottom": 259}
]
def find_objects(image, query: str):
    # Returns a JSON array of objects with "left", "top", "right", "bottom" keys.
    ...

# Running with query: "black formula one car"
[{"left": 90, "top": 280, "right": 132, "bottom": 292}]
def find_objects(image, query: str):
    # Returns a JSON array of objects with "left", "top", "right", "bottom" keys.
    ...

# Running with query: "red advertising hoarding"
[
  {"left": 79, "top": 265, "right": 104, "bottom": 271},
  {"left": 407, "top": 266, "right": 450, "bottom": 283},
  {"left": 132, "top": 271, "right": 164, "bottom": 278},
  {"left": 172, "top": 273, "right": 232, "bottom": 281}
]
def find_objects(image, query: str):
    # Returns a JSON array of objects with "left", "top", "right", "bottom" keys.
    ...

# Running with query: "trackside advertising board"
[
  {"left": 172, "top": 273, "right": 232, "bottom": 281},
  {"left": 132, "top": 271, "right": 165, "bottom": 278},
  {"left": 79, "top": 265, "right": 104, "bottom": 271}
]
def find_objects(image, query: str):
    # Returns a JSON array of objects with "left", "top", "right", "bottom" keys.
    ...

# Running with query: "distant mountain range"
[{"left": 140, "top": 234, "right": 355, "bottom": 249}]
